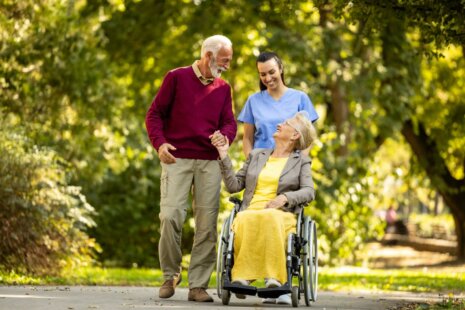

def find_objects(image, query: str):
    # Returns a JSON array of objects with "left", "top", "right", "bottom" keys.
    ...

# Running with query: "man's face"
[{"left": 209, "top": 46, "right": 233, "bottom": 78}]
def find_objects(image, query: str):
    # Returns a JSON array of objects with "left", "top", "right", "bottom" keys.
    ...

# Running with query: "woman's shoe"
[
  {"left": 262, "top": 298, "right": 276, "bottom": 304},
  {"left": 276, "top": 293, "right": 292, "bottom": 305},
  {"left": 261, "top": 279, "right": 281, "bottom": 303},
  {"left": 265, "top": 278, "right": 281, "bottom": 288},
  {"left": 231, "top": 279, "right": 249, "bottom": 299}
]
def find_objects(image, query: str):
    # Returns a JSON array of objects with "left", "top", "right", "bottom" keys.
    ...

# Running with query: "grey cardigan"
[{"left": 218, "top": 148, "right": 315, "bottom": 214}]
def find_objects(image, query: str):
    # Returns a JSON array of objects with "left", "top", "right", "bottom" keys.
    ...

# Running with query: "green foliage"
[
  {"left": 1, "top": 0, "right": 464, "bottom": 270},
  {"left": 0, "top": 0, "right": 127, "bottom": 182},
  {"left": 413, "top": 46, "right": 465, "bottom": 182},
  {"left": 0, "top": 0, "right": 151, "bottom": 269},
  {"left": 0, "top": 116, "right": 97, "bottom": 275},
  {"left": 338, "top": 0, "right": 465, "bottom": 48},
  {"left": 86, "top": 149, "right": 162, "bottom": 268},
  {"left": 310, "top": 135, "right": 385, "bottom": 265}
]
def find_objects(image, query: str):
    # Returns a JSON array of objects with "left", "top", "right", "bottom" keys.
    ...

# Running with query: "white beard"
[{"left": 209, "top": 58, "right": 225, "bottom": 78}]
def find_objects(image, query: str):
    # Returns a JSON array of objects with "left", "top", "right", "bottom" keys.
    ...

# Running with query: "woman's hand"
[
  {"left": 265, "top": 194, "right": 288, "bottom": 209},
  {"left": 210, "top": 130, "right": 229, "bottom": 159}
]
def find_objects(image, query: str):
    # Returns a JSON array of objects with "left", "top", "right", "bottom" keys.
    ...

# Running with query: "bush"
[{"left": 0, "top": 118, "right": 98, "bottom": 275}]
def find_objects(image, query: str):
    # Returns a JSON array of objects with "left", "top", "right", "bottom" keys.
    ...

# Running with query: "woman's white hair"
[
  {"left": 201, "top": 35, "right": 232, "bottom": 58},
  {"left": 292, "top": 111, "right": 318, "bottom": 150}
]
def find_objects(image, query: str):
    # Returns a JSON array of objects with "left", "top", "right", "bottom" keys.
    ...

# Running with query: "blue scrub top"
[{"left": 238, "top": 88, "right": 318, "bottom": 149}]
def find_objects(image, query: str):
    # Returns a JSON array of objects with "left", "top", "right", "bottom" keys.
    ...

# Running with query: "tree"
[
  {"left": 3, "top": 0, "right": 464, "bottom": 270},
  {"left": 0, "top": 0, "right": 124, "bottom": 270},
  {"left": 336, "top": 0, "right": 465, "bottom": 258}
]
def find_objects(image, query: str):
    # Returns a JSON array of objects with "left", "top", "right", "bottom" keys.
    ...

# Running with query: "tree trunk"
[
  {"left": 433, "top": 192, "right": 439, "bottom": 216},
  {"left": 445, "top": 197, "right": 465, "bottom": 259},
  {"left": 402, "top": 120, "right": 465, "bottom": 259},
  {"left": 318, "top": 1, "right": 350, "bottom": 157}
]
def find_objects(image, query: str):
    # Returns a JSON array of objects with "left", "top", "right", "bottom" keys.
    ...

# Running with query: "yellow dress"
[{"left": 231, "top": 157, "right": 296, "bottom": 284}]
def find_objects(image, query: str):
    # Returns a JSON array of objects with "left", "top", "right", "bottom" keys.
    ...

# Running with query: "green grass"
[
  {"left": 318, "top": 267, "right": 465, "bottom": 294},
  {"left": 1, "top": 266, "right": 464, "bottom": 295},
  {"left": 0, "top": 267, "right": 165, "bottom": 286}
]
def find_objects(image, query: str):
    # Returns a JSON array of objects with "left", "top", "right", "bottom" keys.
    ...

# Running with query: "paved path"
[{"left": 0, "top": 286, "right": 446, "bottom": 310}]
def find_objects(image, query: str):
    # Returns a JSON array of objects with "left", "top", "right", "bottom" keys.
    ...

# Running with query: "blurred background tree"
[{"left": 1, "top": 0, "right": 464, "bottom": 273}]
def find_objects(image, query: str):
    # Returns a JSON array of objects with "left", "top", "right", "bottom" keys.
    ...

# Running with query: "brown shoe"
[
  {"left": 159, "top": 273, "right": 182, "bottom": 299},
  {"left": 187, "top": 288, "right": 214, "bottom": 302}
]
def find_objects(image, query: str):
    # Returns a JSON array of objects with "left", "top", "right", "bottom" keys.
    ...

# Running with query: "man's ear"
[{"left": 205, "top": 51, "right": 213, "bottom": 62}]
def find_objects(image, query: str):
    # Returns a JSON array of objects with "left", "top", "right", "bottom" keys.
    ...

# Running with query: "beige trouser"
[{"left": 158, "top": 158, "right": 221, "bottom": 289}]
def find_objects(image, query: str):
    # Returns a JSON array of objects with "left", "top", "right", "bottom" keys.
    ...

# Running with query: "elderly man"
[{"left": 145, "top": 35, "right": 236, "bottom": 302}]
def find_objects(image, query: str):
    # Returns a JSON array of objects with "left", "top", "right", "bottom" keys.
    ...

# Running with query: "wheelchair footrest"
[
  {"left": 257, "top": 285, "right": 291, "bottom": 299},
  {"left": 223, "top": 283, "right": 257, "bottom": 296}
]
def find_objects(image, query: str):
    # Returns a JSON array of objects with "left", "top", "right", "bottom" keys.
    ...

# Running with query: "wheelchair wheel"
[
  {"left": 302, "top": 217, "right": 318, "bottom": 305},
  {"left": 216, "top": 218, "right": 230, "bottom": 298},
  {"left": 221, "top": 288, "right": 231, "bottom": 305},
  {"left": 291, "top": 286, "right": 299, "bottom": 307},
  {"left": 309, "top": 220, "right": 318, "bottom": 301}
]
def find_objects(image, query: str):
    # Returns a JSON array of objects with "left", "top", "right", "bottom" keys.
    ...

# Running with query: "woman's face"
[
  {"left": 273, "top": 118, "right": 300, "bottom": 143},
  {"left": 257, "top": 58, "right": 283, "bottom": 91}
]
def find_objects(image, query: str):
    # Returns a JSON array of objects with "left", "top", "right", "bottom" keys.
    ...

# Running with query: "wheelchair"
[{"left": 216, "top": 197, "right": 318, "bottom": 307}]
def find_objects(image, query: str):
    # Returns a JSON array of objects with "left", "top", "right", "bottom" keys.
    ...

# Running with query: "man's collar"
[{"left": 192, "top": 61, "right": 214, "bottom": 85}]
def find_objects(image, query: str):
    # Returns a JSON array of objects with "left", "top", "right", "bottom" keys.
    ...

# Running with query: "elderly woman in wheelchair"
[{"left": 211, "top": 111, "right": 318, "bottom": 307}]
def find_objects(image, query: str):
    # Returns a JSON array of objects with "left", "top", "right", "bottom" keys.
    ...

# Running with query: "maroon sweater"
[{"left": 145, "top": 66, "right": 237, "bottom": 160}]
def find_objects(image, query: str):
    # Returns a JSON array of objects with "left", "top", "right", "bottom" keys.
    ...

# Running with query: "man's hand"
[
  {"left": 209, "top": 130, "right": 226, "bottom": 147},
  {"left": 209, "top": 131, "right": 229, "bottom": 159},
  {"left": 158, "top": 143, "right": 177, "bottom": 164},
  {"left": 265, "top": 194, "right": 288, "bottom": 209}
]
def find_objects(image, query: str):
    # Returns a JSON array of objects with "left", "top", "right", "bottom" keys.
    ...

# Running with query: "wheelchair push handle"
[
  {"left": 229, "top": 197, "right": 242, "bottom": 212},
  {"left": 229, "top": 197, "right": 242, "bottom": 205}
]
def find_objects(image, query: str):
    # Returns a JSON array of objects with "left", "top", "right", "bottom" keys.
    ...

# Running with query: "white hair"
[
  {"left": 200, "top": 35, "right": 232, "bottom": 58},
  {"left": 292, "top": 111, "right": 318, "bottom": 150}
]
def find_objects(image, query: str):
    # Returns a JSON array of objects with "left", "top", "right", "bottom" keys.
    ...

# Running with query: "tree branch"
[{"left": 401, "top": 119, "right": 464, "bottom": 191}]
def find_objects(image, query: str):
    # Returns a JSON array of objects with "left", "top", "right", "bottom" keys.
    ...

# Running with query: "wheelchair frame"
[{"left": 216, "top": 197, "right": 318, "bottom": 307}]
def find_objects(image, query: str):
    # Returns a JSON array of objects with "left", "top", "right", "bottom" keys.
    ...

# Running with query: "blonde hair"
[
  {"left": 200, "top": 35, "right": 232, "bottom": 58},
  {"left": 291, "top": 112, "right": 318, "bottom": 150}
]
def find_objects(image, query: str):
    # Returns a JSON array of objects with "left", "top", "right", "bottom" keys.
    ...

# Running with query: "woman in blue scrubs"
[
  {"left": 238, "top": 52, "right": 318, "bottom": 157},
  {"left": 237, "top": 51, "right": 318, "bottom": 305}
]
